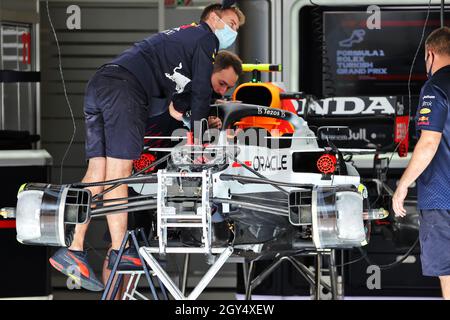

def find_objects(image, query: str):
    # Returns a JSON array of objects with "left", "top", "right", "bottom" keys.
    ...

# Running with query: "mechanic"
[
  {"left": 101, "top": 50, "right": 242, "bottom": 299},
  {"left": 393, "top": 27, "right": 450, "bottom": 299},
  {"left": 49, "top": 2, "right": 245, "bottom": 292},
  {"left": 142, "top": 50, "right": 243, "bottom": 156}
]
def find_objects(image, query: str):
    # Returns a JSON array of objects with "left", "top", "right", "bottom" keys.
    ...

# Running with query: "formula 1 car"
[{"left": 14, "top": 102, "right": 388, "bottom": 300}]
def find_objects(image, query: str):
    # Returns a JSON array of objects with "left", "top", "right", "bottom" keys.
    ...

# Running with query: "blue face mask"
[{"left": 215, "top": 19, "right": 237, "bottom": 50}]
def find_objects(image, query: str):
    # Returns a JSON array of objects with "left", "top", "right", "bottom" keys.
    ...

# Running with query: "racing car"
[{"left": 14, "top": 102, "right": 388, "bottom": 300}]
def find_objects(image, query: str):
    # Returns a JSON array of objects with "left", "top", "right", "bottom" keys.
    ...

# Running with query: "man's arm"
[
  {"left": 189, "top": 34, "right": 217, "bottom": 134},
  {"left": 393, "top": 82, "right": 448, "bottom": 217},
  {"left": 392, "top": 130, "right": 442, "bottom": 216}
]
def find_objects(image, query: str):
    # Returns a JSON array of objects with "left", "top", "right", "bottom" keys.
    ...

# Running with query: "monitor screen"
[{"left": 323, "top": 10, "right": 446, "bottom": 96}]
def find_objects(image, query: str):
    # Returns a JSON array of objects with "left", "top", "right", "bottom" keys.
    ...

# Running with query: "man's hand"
[
  {"left": 391, "top": 130, "right": 442, "bottom": 218},
  {"left": 168, "top": 102, "right": 183, "bottom": 121},
  {"left": 208, "top": 116, "right": 222, "bottom": 129},
  {"left": 392, "top": 184, "right": 408, "bottom": 217}
]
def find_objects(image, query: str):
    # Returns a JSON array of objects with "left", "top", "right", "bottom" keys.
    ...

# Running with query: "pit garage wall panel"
[
  {"left": 40, "top": 2, "right": 161, "bottom": 184},
  {"left": 40, "top": 1, "right": 236, "bottom": 289},
  {"left": 0, "top": 0, "right": 39, "bottom": 23},
  {"left": 40, "top": 2, "right": 205, "bottom": 184},
  {"left": 237, "top": 0, "right": 271, "bottom": 82}
]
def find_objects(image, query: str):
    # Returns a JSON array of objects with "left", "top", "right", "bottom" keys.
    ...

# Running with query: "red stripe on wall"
[{"left": 0, "top": 220, "right": 16, "bottom": 229}]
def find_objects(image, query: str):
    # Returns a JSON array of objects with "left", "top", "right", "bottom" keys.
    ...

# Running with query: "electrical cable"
[
  {"left": 45, "top": 0, "right": 433, "bottom": 274},
  {"left": 385, "top": 0, "right": 432, "bottom": 179},
  {"left": 43, "top": 2, "right": 168, "bottom": 273},
  {"left": 365, "top": 0, "right": 432, "bottom": 271},
  {"left": 45, "top": 1, "right": 76, "bottom": 184},
  {"left": 358, "top": 237, "right": 419, "bottom": 271},
  {"left": 333, "top": 251, "right": 368, "bottom": 268},
  {"left": 299, "top": 235, "right": 418, "bottom": 270},
  {"left": 46, "top": 1, "right": 109, "bottom": 265},
  {"left": 304, "top": 1, "right": 433, "bottom": 271}
]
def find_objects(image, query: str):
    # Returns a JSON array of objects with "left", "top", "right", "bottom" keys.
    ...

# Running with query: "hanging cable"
[
  {"left": 385, "top": 0, "right": 432, "bottom": 179},
  {"left": 45, "top": 1, "right": 76, "bottom": 184},
  {"left": 358, "top": 237, "right": 420, "bottom": 271},
  {"left": 364, "top": 1, "right": 432, "bottom": 270},
  {"left": 305, "top": 1, "right": 432, "bottom": 271}
]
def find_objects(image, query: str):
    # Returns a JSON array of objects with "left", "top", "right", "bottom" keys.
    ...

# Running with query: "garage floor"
[{"left": 52, "top": 289, "right": 236, "bottom": 300}]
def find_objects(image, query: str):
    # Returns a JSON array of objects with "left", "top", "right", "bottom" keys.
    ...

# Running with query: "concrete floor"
[
  {"left": 52, "top": 289, "right": 237, "bottom": 300},
  {"left": 51, "top": 267, "right": 237, "bottom": 300},
  {"left": 50, "top": 289, "right": 443, "bottom": 300}
]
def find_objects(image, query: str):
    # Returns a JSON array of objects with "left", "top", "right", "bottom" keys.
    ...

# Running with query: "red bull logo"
[{"left": 418, "top": 116, "right": 429, "bottom": 126}]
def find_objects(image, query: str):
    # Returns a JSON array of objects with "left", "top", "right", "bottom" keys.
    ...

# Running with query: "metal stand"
[
  {"left": 242, "top": 250, "right": 342, "bottom": 300},
  {"left": 118, "top": 270, "right": 147, "bottom": 300},
  {"left": 314, "top": 252, "right": 322, "bottom": 299},
  {"left": 138, "top": 169, "right": 233, "bottom": 300},
  {"left": 101, "top": 228, "right": 168, "bottom": 300},
  {"left": 140, "top": 246, "right": 233, "bottom": 300},
  {"left": 180, "top": 253, "right": 190, "bottom": 296}
]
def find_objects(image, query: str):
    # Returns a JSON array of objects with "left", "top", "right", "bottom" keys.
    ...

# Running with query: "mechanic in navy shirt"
[
  {"left": 393, "top": 27, "right": 450, "bottom": 299},
  {"left": 49, "top": 3, "right": 245, "bottom": 292},
  {"left": 113, "top": 49, "right": 242, "bottom": 234}
]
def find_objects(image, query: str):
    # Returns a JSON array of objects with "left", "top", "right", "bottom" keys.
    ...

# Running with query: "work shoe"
[
  {"left": 107, "top": 246, "right": 143, "bottom": 270},
  {"left": 49, "top": 248, "right": 104, "bottom": 292}
]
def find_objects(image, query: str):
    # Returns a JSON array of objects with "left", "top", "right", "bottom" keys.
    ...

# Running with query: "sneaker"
[
  {"left": 49, "top": 248, "right": 104, "bottom": 292},
  {"left": 107, "top": 246, "right": 143, "bottom": 270}
]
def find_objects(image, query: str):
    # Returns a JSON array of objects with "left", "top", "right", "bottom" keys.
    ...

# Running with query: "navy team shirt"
[
  {"left": 110, "top": 21, "right": 219, "bottom": 124},
  {"left": 415, "top": 65, "right": 450, "bottom": 209}
]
